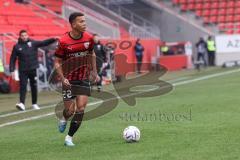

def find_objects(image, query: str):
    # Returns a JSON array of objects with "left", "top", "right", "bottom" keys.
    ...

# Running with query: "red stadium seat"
[
  {"left": 170, "top": 0, "right": 240, "bottom": 34},
  {"left": 179, "top": 0, "right": 187, "bottom": 4},
  {"left": 226, "top": 8, "right": 234, "bottom": 15},
  {"left": 217, "top": 16, "right": 226, "bottom": 23},
  {"left": 202, "top": 2, "right": 211, "bottom": 9},
  {"left": 187, "top": 3, "right": 195, "bottom": 10},
  {"left": 209, "top": 16, "right": 217, "bottom": 23},
  {"left": 0, "top": 16, "right": 7, "bottom": 24},
  {"left": 32, "top": 0, "right": 63, "bottom": 14},
  {"left": 203, "top": 16, "right": 210, "bottom": 23},
  {"left": 187, "top": 0, "right": 195, "bottom": 3},
  {"left": 225, "top": 29, "right": 234, "bottom": 34},
  {"left": 195, "top": 3, "right": 203, "bottom": 10},
  {"left": 7, "top": 16, "right": 54, "bottom": 25},
  {"left": 195, "top": 10, "right": 202, "bottom": 17},
  {"left": 236, "top": 1, "right": 240, "bottom": 8},
  {"left": 235, "top": 29, "right": 240, "bottom": 34},
  {"left": 172, "top": 0, "right": 180, "bottom": 5},
  {"left": 211, "top": 2, "right": 218, "bottom": 9},
  {"left": 218, "top": 23, "right": 226, "bottom": 30},
  {"left": 234, "top": 15, "right": 240, "bottom": 23},
  {"left": 210, "top": 9, "right": 218, "bottom": 16},
  {"left": 202, "top": 10, "right": 210, "bottom": 17},
  {"left": 226, "top": 15, "right": 234, "bottom": 23},
  {"left": 218, "top": 9, "right": 226, "bottom": 15},
  {"left": 235, "top": 8, "right": 240, "bottom": 15},
  {"left": 218, "top": 2, "right": 227, "bottom": 9},
  {"left": 236, "top": 24, "right": 240, "bottom": 29},
  {"left": 227, "top": 1, "right": 235, "bottom": 8},
  {"left": 180, "top": 4, "right": 188, "bottom": 11},
  {"left": 0, "top": 0, "right": 72, "bottom": 70},
  {"left": 0, "top": 25, "right": 22, "bottom": 34}
]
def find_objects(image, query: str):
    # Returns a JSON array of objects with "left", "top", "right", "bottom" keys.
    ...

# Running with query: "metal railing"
[
  {"left": 94, "top": 0, "right": 161, "bottom": 38},
  {"left": 63, "top": 0, "right": 119, "bottom": 27},
  {"left": 29, "top": 1, "right": 67, "bottom": 27},
  {"left": 63, "top": 0, "right": 120, "bottom": 38}
]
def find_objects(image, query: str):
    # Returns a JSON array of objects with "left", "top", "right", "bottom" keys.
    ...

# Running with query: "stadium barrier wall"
[{"left": 101, "top": 39, "right": 188, "bottom": 75}]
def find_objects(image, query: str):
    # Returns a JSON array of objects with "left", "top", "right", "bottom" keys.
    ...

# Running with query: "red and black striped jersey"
[{"left": 55, "top": 32, "right": 94, "bottom": 81}]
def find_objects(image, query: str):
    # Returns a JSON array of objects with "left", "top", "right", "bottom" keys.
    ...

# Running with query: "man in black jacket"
[{"left": 10, "top": 30, "right": 56, "bottom": 111}]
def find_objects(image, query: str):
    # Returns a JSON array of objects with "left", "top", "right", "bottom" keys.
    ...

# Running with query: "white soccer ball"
[{"left": 123, "top": 126, "right": 141, "bottom": 143}]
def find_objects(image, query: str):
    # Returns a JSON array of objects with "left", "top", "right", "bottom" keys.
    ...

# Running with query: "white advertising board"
[{"left": 216, "top": 35, "right": 240, "bottom": 53}]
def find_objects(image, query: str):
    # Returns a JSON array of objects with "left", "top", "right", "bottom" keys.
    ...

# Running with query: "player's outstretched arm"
[{"left": 33, "top": 38, "right": 57, "bottom": 48}]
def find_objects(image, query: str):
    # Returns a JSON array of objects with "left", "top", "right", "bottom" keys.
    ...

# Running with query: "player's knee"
[
  {"left": 76, "top": 101, "right": 87, "bottom": 110},
  {"left": 67, "top": 107, "right": 75, "bottom": 115},
  {"left": 75, "top": 106, "right": 85, "bottom": 113}
]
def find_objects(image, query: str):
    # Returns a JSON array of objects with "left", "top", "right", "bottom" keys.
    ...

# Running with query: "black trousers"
[
  {"left": 19, "top": 69, "right": 38, "bottom": 104},
  {"left": 197, "top": 53, "right": 207, "bottom": 66},
  {"left": 208, "top": 51, "right": 215, "bottom": 66},
  {"left": 96, "top": 64, "right": 103, "bottom": 88},
  {"left": 136, "top": 55, "right": 143, "bottom": 73}
]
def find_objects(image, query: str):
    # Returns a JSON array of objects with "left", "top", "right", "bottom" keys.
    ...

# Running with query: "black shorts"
[{"left": 62, "top": 80, "right": 91, "bottom": 101}]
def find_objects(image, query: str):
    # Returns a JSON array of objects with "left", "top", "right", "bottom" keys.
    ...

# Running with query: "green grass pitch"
[{"left": 0, "top": 68, "right": 240, "bottom": 160}]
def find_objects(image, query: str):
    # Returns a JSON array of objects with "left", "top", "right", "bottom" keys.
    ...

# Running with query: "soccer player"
[{"left": 54, "top": 12, "right": 100, "bottom": 146}]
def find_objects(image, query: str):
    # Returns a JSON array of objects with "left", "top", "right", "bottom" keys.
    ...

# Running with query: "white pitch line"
[
  {"left": 0, "top": 113, "right": 54, "bottom": 128},
  {"left": 0, "top": 104, "right": 55, "bottom": 118},
  {"left": 0, "top": 77, "right": 189, "bottom": 118},
  {"left": 0, "top": 100, "right": 104, "bottom": 118},
  {"left": 173, "top": 69, "right": 240, "bottom": 86},
  {"left": 166, "top": 76, "right": 189, "bottom": 83},
  {"left": 0, "top": 68, "right": 239, "bottom": 128},
  {"left": 0, "top": 101, "right": 104, "bottom": 128}
]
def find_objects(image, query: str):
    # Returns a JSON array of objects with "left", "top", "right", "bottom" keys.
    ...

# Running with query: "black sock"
[{"left": 68, "top": 111, "right": 84, "bottom": 137}]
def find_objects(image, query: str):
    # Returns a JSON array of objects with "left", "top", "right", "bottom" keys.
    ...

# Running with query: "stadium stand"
[
  {"left": 0, "top": 0, "right": 69, "bottom": 73},
  {"left": 32, "top": 0, "right": 63, "bottom": 14},
  {"left": 62, "top": 0, "right": 121, "bottom": 38},
  {"left": 0, "top": 0, "right": 68, "bottom": 36},
  {"left": 0, "top": 0, "right": 192, "bottom": 93},
  {"left": 168, "top": 0, "right": 240, "bottom": 34}
]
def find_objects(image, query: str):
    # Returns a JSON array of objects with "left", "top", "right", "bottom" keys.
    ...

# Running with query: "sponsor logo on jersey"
[
  {"left": 84, "top": 42, "right": 90, "bottom": 49},
  {"left": 67, "top": 46, "right": 73, "bottom": 50},
  {"left": 68, "top": 51, "right": 89, "bottom": 57}
]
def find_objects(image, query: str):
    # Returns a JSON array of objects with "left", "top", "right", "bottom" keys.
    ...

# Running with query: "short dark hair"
[
  {"left": 19, "top": 30, "right": 27, "bottom": 36},
  {"left": 69, "top": 12, "right": 84, "bottom": 24}
]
